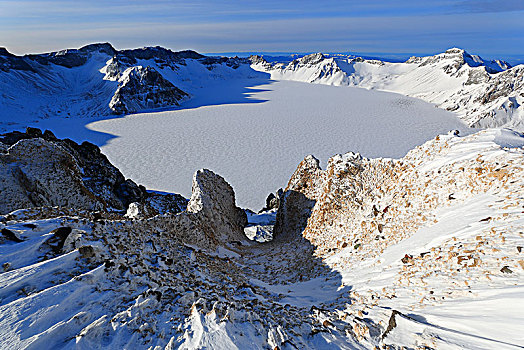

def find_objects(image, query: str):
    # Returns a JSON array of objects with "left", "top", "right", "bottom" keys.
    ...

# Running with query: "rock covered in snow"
[
  {"left": 0, "top": 137, "right": 103, "bottom": 214},
  {"left": 406, "top": 47, "right": 511, "bottom": 74},
  {"left": 1, "top": 43, "right": 522, "bottom": 130},
  {"left": 276, "top": 129, "right": 524, "bottom": 263},
  {"left": 0, "top": 128, "right": 186, "bottom": 215},
  {"left": 109, "top": 66, "right": 188, "bottom": 114},
  {"left": 0, "top": 128, "right": 523, "bottom": 349},
  {"left": 187, "top": 169, "right": 248, "bottom": 243}
]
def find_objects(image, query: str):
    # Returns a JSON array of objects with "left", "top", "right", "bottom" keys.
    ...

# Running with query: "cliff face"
[{"left": 108, "top": 66, "right": 188, "bottom": 114}]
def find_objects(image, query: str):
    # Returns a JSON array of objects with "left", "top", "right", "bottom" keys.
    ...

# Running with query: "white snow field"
[{"left": 88, "top": 80, "right": 471, "bottom": 210}]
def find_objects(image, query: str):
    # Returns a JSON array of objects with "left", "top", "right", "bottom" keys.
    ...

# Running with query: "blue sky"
[{"left": 1, "top": 0, "right": 523, "bottom": 62}]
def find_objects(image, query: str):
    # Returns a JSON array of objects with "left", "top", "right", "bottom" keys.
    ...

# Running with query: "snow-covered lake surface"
[{"left": 88, "top": 80, "right": 471, "bottom": 210}]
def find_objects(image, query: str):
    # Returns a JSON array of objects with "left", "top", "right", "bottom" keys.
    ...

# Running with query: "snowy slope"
[
  {"left": 1, "top": 43, "right": 524, "bottom": 350},
  {"left": 1, "top": 128, "right": 523, "bottom": 349},
  {"left": 251, "top": 49, "right": 524, "bottom": 130}
]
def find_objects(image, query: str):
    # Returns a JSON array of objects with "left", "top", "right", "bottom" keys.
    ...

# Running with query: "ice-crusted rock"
[
  {"left": 0, "top": 128, "right": 186, "bottom": 215},
  {"left": 109, "top": 66, "right": 188, "bottom": 114},
  {"left": 187, "top": 169, "right": 248, "bottom": 243},
  {"left": 0, "top": 138, "right": 102, "bottom": 214}
]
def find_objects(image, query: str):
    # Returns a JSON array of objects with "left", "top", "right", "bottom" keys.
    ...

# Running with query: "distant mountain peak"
[
  {"left": 0, "top": 47, "right": 13, "bottom": 57},
  {"left": 78, "top": 42, "right": 116, "bottom": 55},
  {"left": 405, "top": 47, "right": 511, "bottom": 73}
]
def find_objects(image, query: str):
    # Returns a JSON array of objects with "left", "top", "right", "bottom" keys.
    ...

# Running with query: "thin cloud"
[
  {"left": 454, "top": 0, "right": 524, "bottom": 13},
  {"left": 0, "top": 1, "right": 523, "bottom": 58}
]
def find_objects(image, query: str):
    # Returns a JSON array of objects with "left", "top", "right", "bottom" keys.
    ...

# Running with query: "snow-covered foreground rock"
[
  {"left": 1, "top": 128, "right": 523, "bottom": 349},
  {"left": 88, "top": 80, "right": 470, "bottom": 210}
]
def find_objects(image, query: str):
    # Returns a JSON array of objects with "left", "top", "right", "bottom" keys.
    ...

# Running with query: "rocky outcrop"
[
  {"left": 109, "top": 66, "right": 188, "bottom": 114},
  {"left": 0, "top": 48, "right": 35, "bottom": 72},
  {"left": 119, "top": 47, "right": 204, "bottom": 64},
  {"left": 259, "top": 188, "right": 283, "bottom": 213},
  {"left": 274, "top": 129, "right": 524, "bottom": 260},
  {"left": 258, "top": 52, "right": 348, "bottom": 85},
  {"left": 186, "top": 169, "right": 248, "bottom": 244},
  {"left": 0, "top": 137, "right": 103, "bottom": 214},
  {"left": 25, "top": 43, "right": 116, "bottom": 68},
  {"left": 91, "top": 168, "right": 248, "bottom": 250},
  {"left": 0, "top": 128, "right": 185, "bottom": 215},
  {"left": 273, "top": 155, "right": 324, "bottom": 241}
]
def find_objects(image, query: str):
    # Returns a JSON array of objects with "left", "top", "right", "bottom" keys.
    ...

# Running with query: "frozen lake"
[{"left": 88, "top": 80, "right": 471, "bottom": 210}]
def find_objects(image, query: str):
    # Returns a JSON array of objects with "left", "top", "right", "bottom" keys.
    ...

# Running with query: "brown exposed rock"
[
  {"left": 186, "top": 169, "right": 248, "bottom": 244},
  {"left": 273, "top": 155, "right": 324, "bottom": 241},
  {"left": 0, "top": 128, "right": 186, "bottom": 216},
  {"left": 500, "top": 266, "right": 513, "bottom": 274}
]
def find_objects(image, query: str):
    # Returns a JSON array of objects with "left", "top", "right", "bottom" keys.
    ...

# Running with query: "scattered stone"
[
  {"left": 322, "top": 320, "right": 333, "bottom": 328},
  {"left": 382, "top": 310, "right": 400, "bottom": 339},
  {"left": 46, "top": 227, "right": 72, "bottom": 253},
  {"left": 79, "top": 245, "right": 96, "bottom": 258},
  {"left": 1, "top": 228, "right": 24, "bottom": 242},
  {"left": 401, "top": 254, "right": 413, "bottom": 264},
  {"left": 500, "top": 266, "right": 513, "bottom": 274}
]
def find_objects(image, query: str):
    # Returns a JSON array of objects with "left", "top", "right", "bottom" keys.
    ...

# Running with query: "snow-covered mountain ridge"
[
  {"left": 1, "top": 43, "right": 523, "bottom": 132},
  {"left": 251, "top": 49, "right": 524, "bottom": 130},
  {"left": 1, "top": 127, "right": 523, "bottom": 349},
  {"left": 0, "top": 43, "right": 257, "bottom": 132}
]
